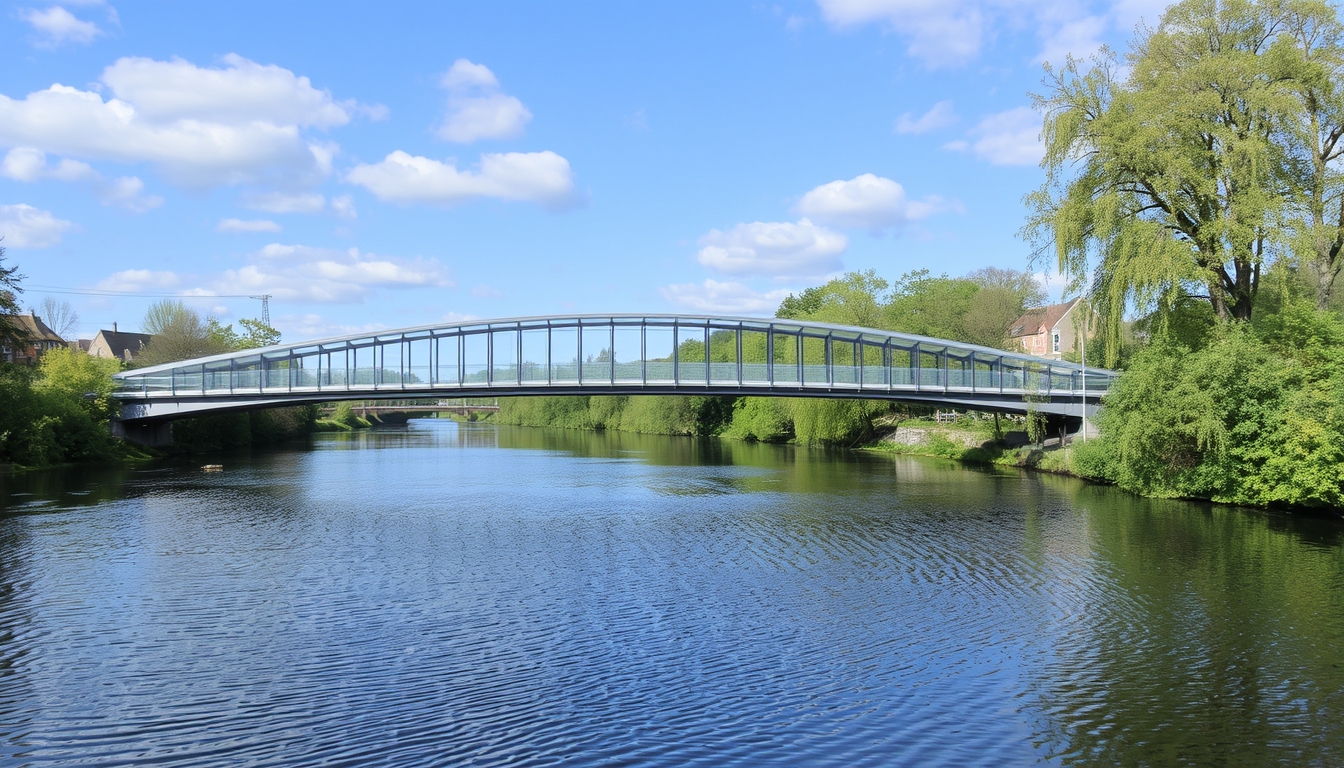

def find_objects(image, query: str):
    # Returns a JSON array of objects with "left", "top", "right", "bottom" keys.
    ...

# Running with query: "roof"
[
  {"left": 94, "top": 329, "right": 155, "bottom": 359},
  {"left": 1, "top": 312, "right": 66, "bottom": 344},
  {"left": 1008, "top": 298, "right": 1079, "bottom": 339}
]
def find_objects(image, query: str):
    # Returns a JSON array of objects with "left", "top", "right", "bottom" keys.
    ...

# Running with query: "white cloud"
[
  {"left": 242, "top": 191, "right": 326, "bottom": 214},
  {"left": 217, "top": 218, "right": 282, "bottom": 234},
  {"left": 0, "top": 203, "right": 74, "bottom": 248},
  {"left": 346, "top": 150, "right": 576, "bottom": 210},
  {"left": 2, "top": 148, "right": 162, "bottom": 212},
  {"left": 284, "top": 313, "right": 390, "bottom": 339},
  {"left": 0, "top": 54, "right": 366, "bottom": 188},
  {"left": 894, "top": 100, "right": 957, "bottom": 134},
  {"left": 19, "top": 6, "right": 101, "bottom": 48},
  {"left": 696, "top": 219, "right": 847, "bottom": 279},
  {"left": 660, "top": 280, "right": 793, "bottom": 315},
  {"left": 794, "top": 173, "right": 951, "bottom": 232},
  {"left": 95, "top": 269, "right": 181, "bottom": 292},
  {"left": 221, "top": 244, "right": 455, "bottom": 303},
  {"left": 101, "top": 54, "right": 353, "bottom": 128},
  {"left": 817, "top": 0, "right": 985, "bottom": 68},
  {"left": 1036, "top": 14, "right": 1108, "bottom": 65},
  {"left": 437, "top": 59, "right": 532, "bottom": 143},
  {"left": 943, "top": 106, "right": 1042, "bottom": 166}
]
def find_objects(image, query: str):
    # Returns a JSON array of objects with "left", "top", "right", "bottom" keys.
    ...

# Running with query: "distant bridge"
[{"left": 111, "top": 314, "right": 1115, "bottom": 443}]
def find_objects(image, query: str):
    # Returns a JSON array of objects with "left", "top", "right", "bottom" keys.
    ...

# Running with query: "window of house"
[{"left": 1052, "top": 333, "right": 1060, "bottom": 353}]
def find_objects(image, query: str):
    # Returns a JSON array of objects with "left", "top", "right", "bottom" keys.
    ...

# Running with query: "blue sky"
[{"left": 0, "top": 0, "right": 1168, "bottom": 341}]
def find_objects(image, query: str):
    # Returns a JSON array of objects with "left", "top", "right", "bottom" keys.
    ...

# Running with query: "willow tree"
[
  {"left": 1026, "top": 0, "right": 1302, "bottom": 364},
  {"left": 1281, "top": 2, "right": 1344, "bottom": 310}
]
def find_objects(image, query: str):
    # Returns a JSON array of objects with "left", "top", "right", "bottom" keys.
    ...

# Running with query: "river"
[{"left": 1, "top": 419, "right": 1342, "bottom": 766}]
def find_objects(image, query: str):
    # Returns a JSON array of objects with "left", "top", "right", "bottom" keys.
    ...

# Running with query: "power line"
[{"left": 25, "top": 284, "right": 256, "bottom": 299}]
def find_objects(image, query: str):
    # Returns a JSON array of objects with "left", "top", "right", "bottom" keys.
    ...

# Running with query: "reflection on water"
[{"left": 0, "top": 419, "right": 1341, "bottom": 767}]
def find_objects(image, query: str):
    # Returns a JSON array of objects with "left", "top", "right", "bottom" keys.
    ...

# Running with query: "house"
[
  {"left": 1008, "top": 298, "right": 1094, "bottom": 360},
  {"left": 0, "top": 312, "right": 67, "bottom": 365},
  {"left": 87, "top": 326, "right": 155, "bottom": 363}
]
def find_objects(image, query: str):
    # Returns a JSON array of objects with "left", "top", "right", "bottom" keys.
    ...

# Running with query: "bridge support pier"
[{"left": 111, "top": 420, "right": 173, "bottom": 448}]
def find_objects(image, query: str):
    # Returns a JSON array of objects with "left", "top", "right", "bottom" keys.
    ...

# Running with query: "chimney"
[{"left": 113, "top": 321, "right": 118, "bottom": 333}]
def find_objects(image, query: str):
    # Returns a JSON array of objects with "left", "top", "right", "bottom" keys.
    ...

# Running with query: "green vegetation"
[{"left": 315, "top": 401, "right": 373, "bottom": 431}]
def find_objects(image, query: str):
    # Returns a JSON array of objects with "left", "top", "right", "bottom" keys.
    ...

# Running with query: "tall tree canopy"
[
  {"left": 0, "top": 243, "right": 27, "bottom": 352},
  {"left": 1027, "top": 0, "right": 1344, "bottom": 364}
]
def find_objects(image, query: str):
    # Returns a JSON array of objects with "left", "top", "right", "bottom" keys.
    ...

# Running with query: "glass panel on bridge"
[
  {"left": 520, "top": 329, "right": 548, "bottom": 383},
  {"left": 612, "top": 327, "right": 642, "bottom": 383},
  {"left": 831, "top": 338, "right": 859, "bottom": 387},
  {"left": 550, "top": 326, "right": 578, "bottom": 383},
  {"left": 644, "top": 326, "right": 674, "bottom": 383},
  {"left": 675, "top": 324, "right": 707, "bottom": 384},
  {"left": 462, "top": 333, "right": 489, "bottom": 385},
  {"left": 709, "top": 329, "right": 737, "bottom": 385},
  {"left": 379, "top": 344, "right": 400, "bottom": 387},
  {"left": 802, "top": 336, "right": 827, "bottom": 385},
  {"left": 205, "top": 360, "right": 232, "bottom": 393},
  {"left": 741, "top": 330, "right": 768, "bottom": 384},
  {"left": 407, "top": 338, "right": 431, "bottom": 387},
  {"left": 771, "top": 330, "right": 799, "bottom": 384},
  {"left": 860, "top": 342, "right": 885, "bottom": 389},
  {"left": 435, "top": 335, "right": 460, "bottom": 387},
  {"left": 580, "top": 325, "right": 612, "bottom": 384},
  {"left": 919, "top": 349, "right": 942, "bottom": 388},
  {"left": 491, "top": 330, "right": 519, "bottom": 385}
]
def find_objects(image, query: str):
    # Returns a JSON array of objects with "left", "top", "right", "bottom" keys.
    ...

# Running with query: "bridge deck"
[{"left": 113, "top": 313, "right": 1114, "bottom": 421}]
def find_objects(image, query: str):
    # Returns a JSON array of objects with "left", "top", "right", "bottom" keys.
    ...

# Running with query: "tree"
[
  {"left": 0, "top": 241, "right": 26, "bottom": 352},
  {"left": 134, "top": 300, "right": 230, "bottom": 367},
  {"left": 805, "top": 270, "right": 891, "bottom": 328},
  {"left": 208, "top": 317, "right": 282, "bottom": 351},
  {"left": 886, "top": 269, "right": 979, "bottom": 339},
  {"left": 1280, "top": 2, "right": 1344, "bottom": 309},
  {"left": 37, "top": 297, "right": 79, "bottom": 340},
  {"left": 1027, "top": 0, "right": 1303, "bottom": 357}
]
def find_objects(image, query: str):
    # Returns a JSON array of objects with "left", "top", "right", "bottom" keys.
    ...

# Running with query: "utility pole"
[{"left": 250, "top": 294, "right": 272, "bottom": 326}]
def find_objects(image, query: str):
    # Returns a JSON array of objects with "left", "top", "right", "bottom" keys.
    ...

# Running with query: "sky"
[{"left": 0, "top": 0, "right": 1172, "bottom": 342}]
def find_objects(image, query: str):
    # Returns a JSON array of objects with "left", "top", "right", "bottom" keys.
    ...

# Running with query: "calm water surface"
[{"left": 1, "top": 420, "right": 1342, "bottom": 766}]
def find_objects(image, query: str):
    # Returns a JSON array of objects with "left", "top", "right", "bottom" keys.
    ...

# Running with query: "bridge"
[{"left": 111, "top": 313, "right": 1115, "bottom": 443}]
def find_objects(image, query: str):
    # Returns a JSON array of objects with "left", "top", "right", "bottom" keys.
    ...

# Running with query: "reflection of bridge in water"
[{"left": 112, "top": 314, "right": 1115, "bottom": 443}]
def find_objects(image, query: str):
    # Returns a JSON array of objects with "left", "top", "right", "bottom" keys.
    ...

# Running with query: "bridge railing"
[{"left": 113, "top": 314, "right": 1118, "bottom": 401}]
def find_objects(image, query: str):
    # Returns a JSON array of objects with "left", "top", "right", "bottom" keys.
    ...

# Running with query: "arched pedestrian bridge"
[{"left": 112, "top": 313, "right": 1115, "bottom": 429}]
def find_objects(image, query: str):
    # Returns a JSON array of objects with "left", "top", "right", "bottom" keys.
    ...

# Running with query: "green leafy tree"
[
  {"left": 35, "top": 347, "right": 122, "bottom": 421},
  {"left": 1280, "top": 2, "right": 1344, "bottom": 309},
  {"left": 886, "top": 269, "right": 979, "bottom": 339},
  {"left": 0, "top": 242, "right": 27, "bottom": 352},
  {"left": 1027, "top": 0, "right": 1307, "bottom": 361},
  {"left": 135, "top": 300, "right": 231, "bottom": 367},
  {"left": 208, "top": 317, "right": 281, "bottom": 351}
]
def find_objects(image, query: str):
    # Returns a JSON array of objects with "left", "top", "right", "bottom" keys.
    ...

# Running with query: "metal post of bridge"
[{"left": 765, "top": 328, "right": 774, "bottom": 386}]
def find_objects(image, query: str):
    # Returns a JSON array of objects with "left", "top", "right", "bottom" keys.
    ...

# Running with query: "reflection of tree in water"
[
  {"left": 1029, "top": 486, "right": 1344, "bottom": 765},
  {"left": 0, "top": 514, "right": 38, "bottom": 732}
]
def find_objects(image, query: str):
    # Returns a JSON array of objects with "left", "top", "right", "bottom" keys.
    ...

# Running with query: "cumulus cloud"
[
  {"left": 222, "top": 244, "right": 455, "bottom": 303},
  {"left": 0, "top": 54, "right": 368, "bottom": 188},
  {"left": 437, "top": 59, "right": 532, "bottom": 143},
  {"left": 660, "top": 280, "right": 793, "bottom": 315},
  {"left": 346, "top": 150, "right": 575, "bottom": 210},
  {"left": 0, "top": 203, "right": 74, "bottom": 248},
  {"left": 696, "top": 219, "right": 847, "bottom": 279},
  {"left": 217, "top": 218, "right": 281, "bottom": 234},
  {"left": 895, "top": 100, "right": 957, "bottom": 134},
  {"left": 2, "top": 147, "right": 162, "bottom": 211},
  {"left": 794, "top": 174, "right": 951, "bottom": 233},
  {"left": 943, "top": 106, "right": 1043, "bottom": 166},
  {"left": 95, "top": 269, "right": 182, "bottom": 292},
  {"left": 19, "top": 6, "right": 101, "bottom": 48}
]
